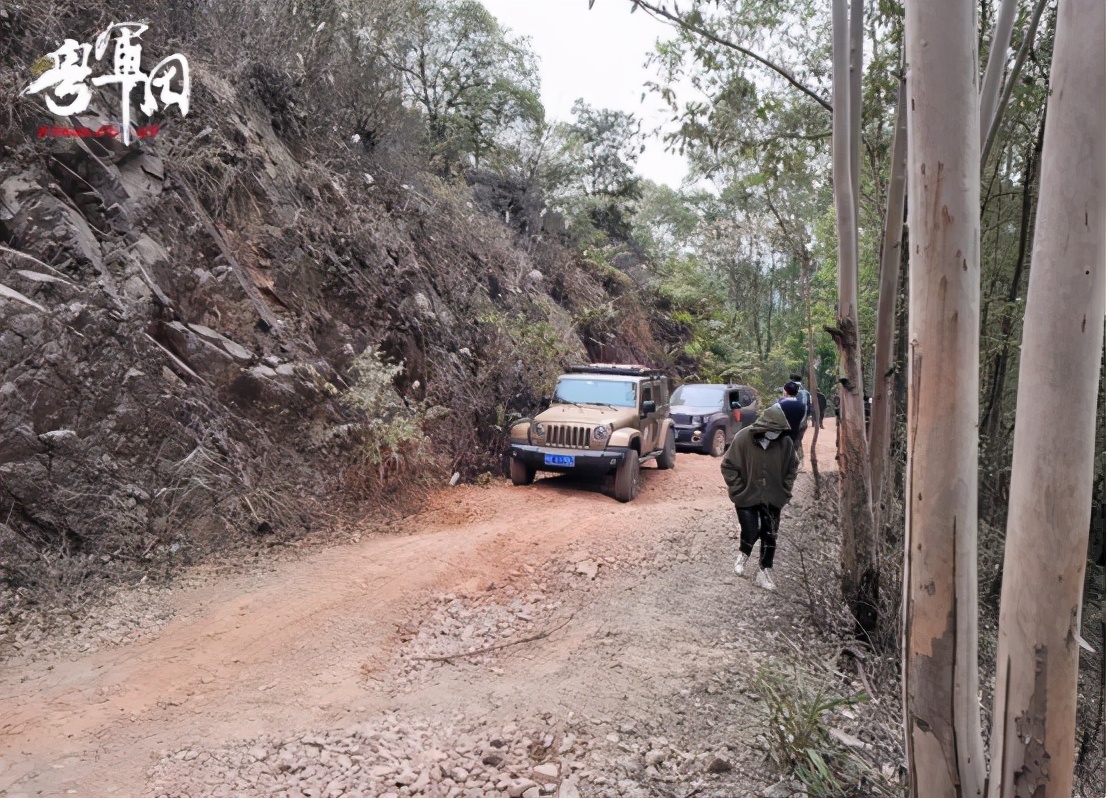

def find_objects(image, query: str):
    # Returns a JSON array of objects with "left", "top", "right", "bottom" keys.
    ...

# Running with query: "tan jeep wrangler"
[{"left": 507, "top": 364, "right": 676, "bottom": 502}]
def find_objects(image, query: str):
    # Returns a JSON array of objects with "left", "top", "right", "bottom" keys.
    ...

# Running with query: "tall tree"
[
  {"left": 378, "top": 0, "right": 542, "bottom": 171},
  {"left": 829, "top": 0, "right": 877, "bottom": 636},
  {"left": 980, "top": 0, "right": 1051, "bottom": 169},
  {"left": 869, "top": 72, "right": 907, "bottom": 512},
  {"left": 548, "top": 100, "right": 645, "bottom": 242},
  {"left": 901, "top": 0, "right": 987, "bottom": 794},
  {"left": 979, "top": 0, "right": 1019, "bottom": 147},
  {"left": 987, "top": 1, "right": 1106, "bottom": 795}
]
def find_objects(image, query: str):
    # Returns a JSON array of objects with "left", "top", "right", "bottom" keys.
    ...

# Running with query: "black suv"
[{"left": 670, "top": 383, "right": 760, "bottom": 457}]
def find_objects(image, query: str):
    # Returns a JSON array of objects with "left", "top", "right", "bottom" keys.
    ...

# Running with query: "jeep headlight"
[
  {"left": 532, "top": 421, "right": 545, "bottom": 438},
  {"left": 593, "top": 424, "right": 610, "bottom": 441},
  {"left": 692, "top": 415, "right": 704, "bottom": 425}
]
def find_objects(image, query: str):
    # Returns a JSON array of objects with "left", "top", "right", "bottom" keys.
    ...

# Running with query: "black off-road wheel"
[
  {"left": 657, "top": 428, "right": 676, "bottom": 470},
  {"left": 613, "top": 452, "right": 640, "bottom": 502},
  {"left": 510, "top": 458, "right": 535, "bottom": 486},
  {"left": 708, "top": 427, "right": 727, "bottom": 457}
]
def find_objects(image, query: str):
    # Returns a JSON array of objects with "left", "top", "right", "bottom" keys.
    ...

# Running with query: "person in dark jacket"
[
  {"left": 720, "top": 404, "right": 799, "bottom": 590},
  {"left": 816, "top": 391, "right": 828, "bottom": 428},
  {"left": 775, "top": 381, "right": 808, "bottom": 462}
]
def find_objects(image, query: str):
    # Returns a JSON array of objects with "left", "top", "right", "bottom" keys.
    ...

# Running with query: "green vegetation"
[{"left": 755, "top": 666, "right": 874, "bottom": 797}]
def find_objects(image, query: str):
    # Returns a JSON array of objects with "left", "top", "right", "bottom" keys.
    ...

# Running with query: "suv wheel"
[
  {"left": 657, "top": 427, "right": 676, "bottom": 470},
  {"left": 510, "top": 458, "right": 535, "bottom": 486},
  {"left": 613, "top": 452, "right": 640, "bottom": 502},
  {"left": 708, "top": 427, "right": 727, "bottom": 457}
]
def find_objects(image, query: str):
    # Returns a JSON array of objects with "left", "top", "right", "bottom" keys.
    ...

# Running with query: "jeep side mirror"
[{"left": 641, "top": 400, "right": 657, "bottom": 416}]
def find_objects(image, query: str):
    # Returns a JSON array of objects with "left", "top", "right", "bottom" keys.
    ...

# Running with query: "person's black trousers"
[{"left": 736, "top": 504, "right": 782, "bottom": 568}]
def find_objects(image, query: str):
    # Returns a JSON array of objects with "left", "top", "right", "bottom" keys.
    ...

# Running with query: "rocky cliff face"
[{"left": 0, "top": 12, "right": 664, "bottom": 595}]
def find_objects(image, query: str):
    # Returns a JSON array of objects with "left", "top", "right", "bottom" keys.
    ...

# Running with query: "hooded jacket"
[{"left": 720, "top": 404, "right": 798, "bottom": 509}]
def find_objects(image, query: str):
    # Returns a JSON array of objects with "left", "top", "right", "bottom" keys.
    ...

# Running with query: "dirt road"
[{"left": 1, "top": 425, "right": 842, "bottom": 798}]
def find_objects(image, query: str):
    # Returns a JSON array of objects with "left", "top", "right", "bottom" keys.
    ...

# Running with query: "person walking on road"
[
  {"left": 788, "top": 374, "right": 812, "bottom": 450},
  {"left": 721, "top": 404, "right": 799, "bottom": 590},
  {"left": 816, "top": 390, "right": 827, "bottom": 428},
  {"left": 776, "top": 381, "right": 808, "bottom": 462}
]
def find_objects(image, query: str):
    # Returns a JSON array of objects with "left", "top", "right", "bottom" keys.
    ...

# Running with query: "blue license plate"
[{"left": 544, "top": 454, "right": 576, "bottom": 467}]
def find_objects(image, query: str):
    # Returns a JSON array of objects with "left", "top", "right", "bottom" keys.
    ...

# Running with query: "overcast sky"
[{"left": 479, "top": 0, "right": 689, "bottom": 189}]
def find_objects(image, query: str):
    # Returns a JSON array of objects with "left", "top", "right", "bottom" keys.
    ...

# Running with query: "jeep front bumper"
[{"left": 509, "top": 444, "right": 629, "bottom": 475}]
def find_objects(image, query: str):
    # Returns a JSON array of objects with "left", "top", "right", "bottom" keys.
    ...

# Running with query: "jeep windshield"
[
  {"left": 671, "top": 385, "right": 724, "bottom": 407},
  {"left": 553, "top": 377, "right": 637, "bottom": 408}
]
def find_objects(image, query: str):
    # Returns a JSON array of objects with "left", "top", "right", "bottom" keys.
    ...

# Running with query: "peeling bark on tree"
[
  {"left": 901, "top": 0, "right": 987, "bottom": 795},
  {"left": 988, "top": 2, "right": 1106, "bottom": 795},
  {"left": 831, "top": 0, "right": 877, "bottom": 637}
]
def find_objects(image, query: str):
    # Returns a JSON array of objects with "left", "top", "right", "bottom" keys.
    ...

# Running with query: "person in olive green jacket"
[{"left": 720, "top": 404, "right": 799, "bottom": 590}]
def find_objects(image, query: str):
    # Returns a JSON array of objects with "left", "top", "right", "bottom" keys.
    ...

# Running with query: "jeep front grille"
[{"left": 544, "top": 423, "right": 593, "bottom": 449}]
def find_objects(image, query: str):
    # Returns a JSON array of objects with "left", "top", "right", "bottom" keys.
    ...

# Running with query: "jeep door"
[
  {"left": 725, "top": 388, "right": 742, "bottom": 441},
  {"left": 639, "top": 379, "right": 664, "bottom": 452},
  {"left": 737, "top": 388, "right": 759, "bottom": 428}
]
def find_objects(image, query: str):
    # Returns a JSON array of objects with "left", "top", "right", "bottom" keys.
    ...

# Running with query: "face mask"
[{"left": 764, "top": 431, "right": 781, "bottom": 440}]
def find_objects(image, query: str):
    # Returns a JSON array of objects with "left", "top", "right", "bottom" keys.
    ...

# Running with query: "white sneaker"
[
  {"left": 756, "top": 568, "right": 775, "bottom": 590},
  {"left": 734, "top": 552, "right": 749, "bottom": 576}
]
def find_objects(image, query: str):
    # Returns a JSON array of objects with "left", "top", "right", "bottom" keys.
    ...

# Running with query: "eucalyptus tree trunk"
[
  {"left": 979, "top": 0, "right": 1019, "bottom": 147},
  {"left": 979, "top": 110, "right": 1046, "bottom": 523},
  {"left": 869, "top": 73, "right": 908, "bottom": 515},
  {"left": 901, "top": 0, "right": 987, "bottom": 795},
  {"left": 806, "top": 344, "right": 821, "bottom": 497},
  {"left": 981, "top": 0, "right": 1050, "bottom": 169},
  {"left": 849, "top": 0, "right": 863, "bottom": 225},
  {"left": 988, "top": 2, "right": 1106, "bottom": 795},
  {"left": 829, "top": 0, "right": 877, "bottom": 636},
  {"left": 804, "top": 257, "right": 822, "bottom": 496}
]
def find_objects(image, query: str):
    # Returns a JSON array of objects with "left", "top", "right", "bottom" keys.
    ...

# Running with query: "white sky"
[{"left": 479, "top": 0, "right": 690, "bottom": 189}]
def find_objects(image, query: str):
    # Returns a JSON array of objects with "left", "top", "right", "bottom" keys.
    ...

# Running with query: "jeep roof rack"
[{"left": 566, "top": 363, "right": 666, "bottom": 377}]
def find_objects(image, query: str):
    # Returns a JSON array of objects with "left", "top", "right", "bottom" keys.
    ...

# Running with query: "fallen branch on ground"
[{"left": 410, "top": 613, "right": 576, "bottom": 662}]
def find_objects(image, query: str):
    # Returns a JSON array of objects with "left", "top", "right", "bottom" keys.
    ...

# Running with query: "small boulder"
[
  {"left": 557, "top": 778, "right": 582, "bottom": 798},
  {"left": 533, "top": 763, "right": 559, "bottom": 779},
  {"left": 706, "top": 757, "right": 732, "bottom": 774},
  {"left": 575, "top": 560, "right": 600, "bottom": 580}
]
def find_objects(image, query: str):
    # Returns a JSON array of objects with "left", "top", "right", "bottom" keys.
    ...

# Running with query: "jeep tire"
[
  {"left": 657, "top": 427, "right": 676, "bottom": 470},
  {"left": 613, "top": 452, "right": 640, "bottom": 502},
  {"left": 708, "top": 427, "right": 727, "bottom": 457},
  {"left": 510, "top": 458, "right": 535, "bottom": 486}
]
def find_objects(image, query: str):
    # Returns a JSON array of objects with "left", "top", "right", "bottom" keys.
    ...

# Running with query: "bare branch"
[
  {"left": 409, "top": 613, "right": 575, "bottom": 662},
  {"left": 627, "top": 0, "right": 833, "bottom": 113}
]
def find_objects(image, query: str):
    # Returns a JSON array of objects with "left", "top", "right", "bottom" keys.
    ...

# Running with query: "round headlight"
[
  {"left": 532, "top": 421, "right": 545, "bottom": 437},
  {"left": 692, "top": 415, "right": 703, "bottom": 425},
  {"left": 593, "top": 424, "right": 610, "bottom": 441}
]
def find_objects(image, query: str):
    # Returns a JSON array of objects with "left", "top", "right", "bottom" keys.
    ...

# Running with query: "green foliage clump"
[
  {"left": 755, "top": 667, "right": 873, "bottom": 798},
  {"left": 340, "top": 348, "right": 444, "bottom": 493},
  {"left": 478, "top": 311, "right": 577, "bottom": 404}
]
